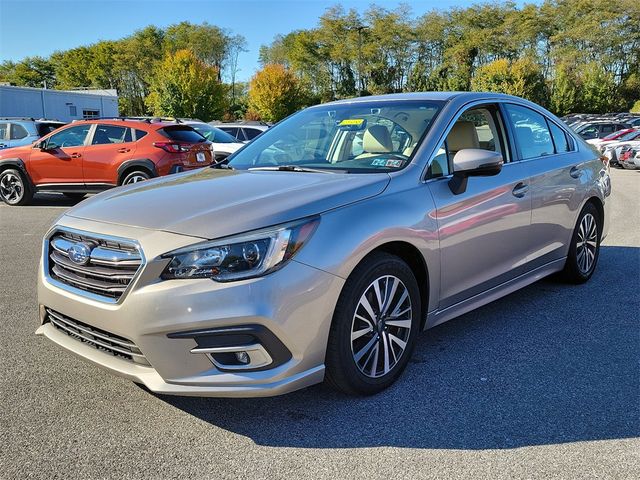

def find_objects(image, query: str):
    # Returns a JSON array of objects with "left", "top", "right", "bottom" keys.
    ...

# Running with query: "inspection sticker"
[
  {"left": 385, "top": 159, "right": 405, "bottom": 168},
  {"left": 371, "top": 159, "right": 387, "bottom": 166},
  {"left": 338, "top": 118, "right": 365, "bottom": 127}
]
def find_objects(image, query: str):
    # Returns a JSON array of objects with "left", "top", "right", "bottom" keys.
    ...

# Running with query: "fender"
[
  {"left": 117, "top": 159, "right": 158, "bottom": 184},
  {"left": 0, "top": 157, "right": 35, "bottom": 189}
]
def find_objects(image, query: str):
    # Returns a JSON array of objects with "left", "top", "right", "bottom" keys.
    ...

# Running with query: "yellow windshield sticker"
[{"left": 338, "top": 118, "right": 365, "bottom": 126}]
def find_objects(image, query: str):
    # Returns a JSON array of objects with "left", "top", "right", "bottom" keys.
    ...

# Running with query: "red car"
[{"left": 0, "top": 118, "right": 213, "bottom": 205}]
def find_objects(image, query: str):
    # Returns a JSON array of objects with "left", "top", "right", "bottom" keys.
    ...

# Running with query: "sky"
[{"left": 0, "top": 0, "right": 530, "bottom": 82}]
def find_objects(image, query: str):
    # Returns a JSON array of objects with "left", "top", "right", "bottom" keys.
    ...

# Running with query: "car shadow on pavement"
[
  {"left": 156, "top": 245, "right": 639, "bottom": 450},
  {"left": 17, "top": 193, "right": 88, "bottom": 207}
]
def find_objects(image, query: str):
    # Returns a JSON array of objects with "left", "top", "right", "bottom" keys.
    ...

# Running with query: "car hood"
[{"left": 65, "top": 167, "right": 390, "bottom": 239}]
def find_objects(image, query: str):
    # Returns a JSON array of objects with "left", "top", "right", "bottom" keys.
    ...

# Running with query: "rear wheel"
[
  {"left": 562, "top": 203, "right": 601, "bottom": 283},
  {"left": 121, "top": 170, "right": 150, "bottom": 185},
  {"left": 325, "top": 252, "right": 421, "bottom": 395},
  {"left": 0, "top": 168, "right": 33, "bottom": 206}
]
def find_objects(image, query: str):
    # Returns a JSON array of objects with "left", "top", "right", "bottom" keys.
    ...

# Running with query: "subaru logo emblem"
[{"left": 67, "top": 243, "right": 92, "bottom": 265}]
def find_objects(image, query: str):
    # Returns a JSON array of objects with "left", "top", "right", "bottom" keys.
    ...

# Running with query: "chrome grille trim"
[
  {"left": 44, "top": 227, "right": 145, "bottom": 303},
  {"left": 45, "top": 308, "right": 149, "bottom": 364}
]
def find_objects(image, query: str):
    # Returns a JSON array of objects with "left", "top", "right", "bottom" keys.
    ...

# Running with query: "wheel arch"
[
  {"left": 352, "top": 241, "right": 430, "bottom": 330},
  {"left": 117, "top": 159, "right": 158, "bottom": 185},
  {"left": 0, "top": 158, "right": 35, "bottom": 189}
]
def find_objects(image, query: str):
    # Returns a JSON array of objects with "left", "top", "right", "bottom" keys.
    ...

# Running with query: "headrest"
[
  {"left": 447, "top": 121, "right": 479, "bottom": 152},
  {"left": 362, "top": 125, "right": 393, "bottom": 153}
]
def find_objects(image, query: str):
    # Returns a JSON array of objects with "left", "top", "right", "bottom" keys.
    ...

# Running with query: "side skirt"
[
  {"left": 35, "top": 183, "right": 115, "bottom": 193},
  {"left": 424, "top": 258, "right": 566, "bottom": 330}
]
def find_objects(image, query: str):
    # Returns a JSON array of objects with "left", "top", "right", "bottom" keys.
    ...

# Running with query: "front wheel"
[
  {"left": 325, "top": 252, "right": 421, "bottom": 395},
  {"left": 561, "top": 203, "right": 601, "bottom": 284},
  {"left": 0, "top": 168, "right": 33, "bottom": 206}
]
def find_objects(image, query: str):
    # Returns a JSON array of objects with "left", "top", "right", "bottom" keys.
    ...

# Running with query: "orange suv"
[{"left": 0, "top": 118, "right": 213, "bottom": 205}]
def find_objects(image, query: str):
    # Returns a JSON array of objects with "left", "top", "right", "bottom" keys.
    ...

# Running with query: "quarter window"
[
  {"left": 548, "top": 122, "right": 570, "bottom": 153},
  {"left": 10, "top": 124, "right": 28, "bottom": 140},
  {"left": 47, "top": 125, "right": 91, "bottom": 148},
  {"left": 243, "top": 128, "right": 261, "bottom": 140},
  {"left": 504, "top": 104, "right": 554, "bottom": 160},
  {"left": 0, "top": 123, "right": 8, "bottom": 140},
  {"left": 134, "top": 129, "right": 148, "bottom": 141}
]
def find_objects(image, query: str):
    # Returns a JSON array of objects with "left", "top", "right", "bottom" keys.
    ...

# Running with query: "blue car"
[{"left": 0, "top": 118, "right": 65, "bottom": 150}]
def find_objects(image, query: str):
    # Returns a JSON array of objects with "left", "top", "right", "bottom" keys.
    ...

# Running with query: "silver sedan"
[{"left": 37, "top": 92, "right": 611, "bottom": 396}]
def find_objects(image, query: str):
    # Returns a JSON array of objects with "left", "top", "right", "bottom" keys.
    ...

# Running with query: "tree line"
[
  {"left": 1, "top": 1, "right": 638, "bottom": 123},
  {"left": 0, "top": 22, "right": 248, "bottom": 120},
  {"left": 259, "top": 0, "right": 639, "bottom": 118}
]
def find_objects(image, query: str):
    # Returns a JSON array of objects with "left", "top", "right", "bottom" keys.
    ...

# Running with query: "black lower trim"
[{"left": 168, "top": 324, "right": 292, "bottom": 372}]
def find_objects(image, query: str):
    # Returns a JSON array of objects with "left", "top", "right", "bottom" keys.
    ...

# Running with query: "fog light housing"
[{"left": 235, "top": 351, "right": 250, "bottom": 364}]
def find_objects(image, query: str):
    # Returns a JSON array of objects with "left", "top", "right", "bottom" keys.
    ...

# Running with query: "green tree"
[
  {"left": 471, "top": 57, "right": 547, "bottom": 105},
  {"left": 248, "top": 64, "right": 305, "bottom": 122},
  {"left": 146, "top": 49, "right": 227, "bottom": 121},
  {"left": 0, "top": 57, "right": 56, "bottom": 88},
  {"left": 578, "top": 63, "right": 618, "bottom": 113}
]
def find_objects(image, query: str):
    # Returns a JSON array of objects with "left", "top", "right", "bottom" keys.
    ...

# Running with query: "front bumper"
[{"left": 36, "top": 217, "right": 344, "bottom": 397}]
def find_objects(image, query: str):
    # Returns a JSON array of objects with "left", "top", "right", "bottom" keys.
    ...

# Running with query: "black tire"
[
  {"left": 0, "top": 168, "right": 33, "bottom": 206},
  {"left": 63, "top": 192, "right": 86, "bottom": 200},
  {"left": 325, "top": 252, "right": 421, "bottom": 395},
  {"left": 561, "top": 202, "right": 601, "bottom": 284},
  {"left": 121, "top": 170, "right": 151, "bottom": 185}
]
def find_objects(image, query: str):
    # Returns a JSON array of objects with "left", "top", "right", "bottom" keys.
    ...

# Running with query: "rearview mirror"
[{"left": 449, "top": 148, "right": 503, "bottom": 195}]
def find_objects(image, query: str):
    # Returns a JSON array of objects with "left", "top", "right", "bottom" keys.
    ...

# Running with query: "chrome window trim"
[{"left": 42, "top": 226, "right": 146, "bottom": 305}]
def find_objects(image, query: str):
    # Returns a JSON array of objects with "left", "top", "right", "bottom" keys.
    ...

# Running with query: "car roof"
[
  {"left": 320, "top": 91, "right": 527, "bottom": 106},
  {"left": 70, "top": 118, "right": 181, "bottom": 129}
]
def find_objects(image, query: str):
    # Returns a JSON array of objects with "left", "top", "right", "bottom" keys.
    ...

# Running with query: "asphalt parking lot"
[{"left": 1, "top": 168, "right": 638, "bottom": 479}]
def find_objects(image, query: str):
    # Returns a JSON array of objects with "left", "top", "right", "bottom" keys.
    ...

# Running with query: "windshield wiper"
[{"left": 248, "top": 165, "right": 336, "bottom": 174}]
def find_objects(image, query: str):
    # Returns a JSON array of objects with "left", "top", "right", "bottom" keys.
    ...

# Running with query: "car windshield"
[
  {"left": 227, "top": 100, "right": 443, "bottom": 173},
  {"left": 192, "top": 124, "right": 238, "bottom": 143}
]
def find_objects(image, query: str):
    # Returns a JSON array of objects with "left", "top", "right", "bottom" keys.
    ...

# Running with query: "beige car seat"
[{"left": 356, "top": 125, "right": 393, "bottom": 159}]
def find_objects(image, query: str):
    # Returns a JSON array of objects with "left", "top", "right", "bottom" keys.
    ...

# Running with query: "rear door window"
[
  {"left": 91, "top": 125, "right": 130, "bottom": 145},
  {"left": 160, "top": 126, "right": 206, "bottom": 143},
  {"left": 504, "top": 104, "right": 555, "bottom": 160},
  {"left": 0, "top": 123, "right": 8, "bottom": 141}
]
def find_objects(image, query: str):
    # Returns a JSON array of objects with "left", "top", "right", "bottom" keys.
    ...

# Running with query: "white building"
[{"left": 0, "top": 85, "right": 119, "bottom": 122}]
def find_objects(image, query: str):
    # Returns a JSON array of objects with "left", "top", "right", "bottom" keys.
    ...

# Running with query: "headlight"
[{"left": 161, "top": 217, "right": 319, "bottom": 281}]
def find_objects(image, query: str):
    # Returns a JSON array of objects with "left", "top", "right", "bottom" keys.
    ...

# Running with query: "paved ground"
[{"left": 1, "top": 168, "right": 638, "bottom": 479}]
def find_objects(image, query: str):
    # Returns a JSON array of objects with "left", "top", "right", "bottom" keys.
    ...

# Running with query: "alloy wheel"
[
  {"left": 124, "top": 174, "right": 147, "bottom": 184},
  {"left": 350, "top": 275, "right": 412, "bottom": 378},
  {"left": 0, "top": 172, "right": 23, "bottom": 204},
  {"left": 576, "top": 213, "right": 598, "bottom": 274}
]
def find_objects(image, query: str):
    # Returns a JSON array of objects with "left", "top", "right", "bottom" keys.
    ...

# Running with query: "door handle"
[
  {"left": 117, "top": 148, "right": 131, "bottom": 153},
  {"left": 569, "top": 166, "right": 581, "bottom": 178},
  {"left": 70, "top": 153, "right": 82, "bottom": 159},
  {"left": 512, "top": 182, "right": 529, "bottom": 198}
]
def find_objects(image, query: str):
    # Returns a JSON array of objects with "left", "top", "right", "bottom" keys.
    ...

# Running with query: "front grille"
[
  {"left": 47, "top": 229, "right": 143, "bottom": 301},
  {"left": 45, "top": 308, "right": 149, "bottom": 365}
]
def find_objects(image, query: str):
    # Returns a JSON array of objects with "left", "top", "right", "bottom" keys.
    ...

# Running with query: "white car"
[{"left": 182, "top": 121, "right": 245, "bottom": 161}]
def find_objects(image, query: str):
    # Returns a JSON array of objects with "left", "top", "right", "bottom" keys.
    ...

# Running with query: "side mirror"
[{"left": 449, "top": 148, "right": 503, "bottom": 195}]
